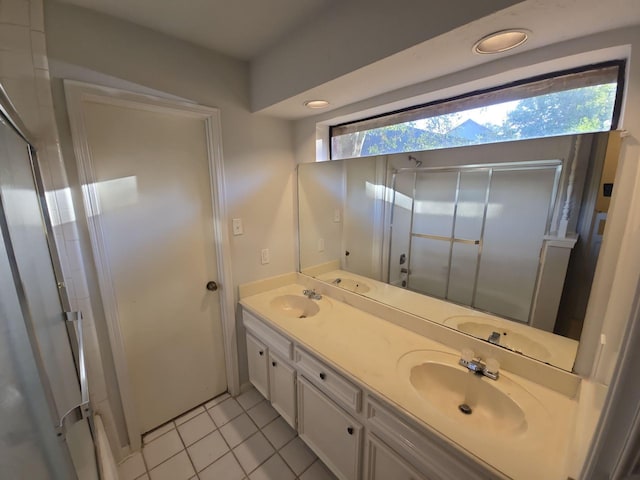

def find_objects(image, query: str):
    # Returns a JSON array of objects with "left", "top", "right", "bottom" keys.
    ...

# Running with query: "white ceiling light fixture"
[
  {"left": 473, "top": 29, "right": 530, "bottom": 54},
  {"left": 304, "top": 100, "right": 330, "bottom": 109}
]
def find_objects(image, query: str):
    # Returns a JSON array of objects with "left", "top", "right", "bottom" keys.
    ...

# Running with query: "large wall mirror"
[{"left": 298, "top": 132, "right": 620, "bottom": 371}]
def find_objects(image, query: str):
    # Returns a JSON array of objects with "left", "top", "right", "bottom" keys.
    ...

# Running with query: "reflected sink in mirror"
[
  {"left": 445, "top": 316, "right": 551, "bottom": 362},
  {"left": 397, "top": 350, "right": 548, "bottom": 437},
  {"left": 269, "top": 295, "right": 328, "bottom": 318}
]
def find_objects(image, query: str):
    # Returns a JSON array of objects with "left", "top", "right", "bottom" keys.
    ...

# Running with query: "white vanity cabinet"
[
  {"left": 365, "top": 433, "right": 430, "bottom": 480},
  {"left": 241, "top": 306, "right": 502, "bottom": 480},
  {"left": 298, "top": 376, "right": 363, "bottom": 480},
  {"left": 268, "top": 350, "right": 296, "bottom": 427},
  {"left": 294, "top": 345, "right": 364, "bottom": 479},
  {"left": 243, "top": 310, "right": 296, "bottom": 427}
]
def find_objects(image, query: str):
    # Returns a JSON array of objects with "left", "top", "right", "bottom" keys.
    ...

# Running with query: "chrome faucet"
[
  {"left": 302, "top": 289, "right": 322, "bottom": 300},
  {"left": 488, "top": 331, "right": 501, "bottom": 345},
  {"left": 459, "top": 349, "right": 499, "bottom": 380},
  {"left": 331, "top": 278, "right": 342, "bottom": 285}
]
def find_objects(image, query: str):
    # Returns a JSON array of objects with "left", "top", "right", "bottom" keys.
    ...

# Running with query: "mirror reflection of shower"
[
  {"left": 388, "top": 160, "right": 562, "bottom": 324},
  {"left": 297, "top": 132, "right": 617, "bottom": 361}
]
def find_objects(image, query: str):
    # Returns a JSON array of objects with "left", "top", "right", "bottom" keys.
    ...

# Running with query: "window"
[{"left": 330, "top": 62, "right": 624, "bottom": 160}]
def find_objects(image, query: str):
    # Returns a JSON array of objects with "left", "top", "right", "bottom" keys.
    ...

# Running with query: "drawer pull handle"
[
  {"left": 272, "top": 361, "right": 277, "bottom": 367},
  {"left": 347, "top": 427, "right": 354, "bottom": 435},
  {"left": 259, "top": 351, "right": 264, "bottom": 356},
  {"left": 319, "top": 373, "right": 326, "bottom": 380}
]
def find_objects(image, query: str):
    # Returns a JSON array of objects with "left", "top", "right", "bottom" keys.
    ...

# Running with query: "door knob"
[{"left": 206, "top": 281, "right": 218, "bottom": 291}]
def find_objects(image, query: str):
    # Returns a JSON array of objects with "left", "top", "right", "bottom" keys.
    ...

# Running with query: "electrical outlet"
[
  {"left": 232, "top": 218, "right": 243, "bottom": 235},
  {"left": 318, "top": 238, "right": 325, "bottom": 252},
  {"left": 261, "top": 248, "right": 270, "bottom": 265}
]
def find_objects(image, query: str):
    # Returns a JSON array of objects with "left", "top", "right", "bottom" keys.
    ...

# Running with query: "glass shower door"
[
  {"left": 391, "top": 160, "right": 561, "bottom": 323},
  {"left": 0, "top": 106, "right": 96, "bottom": 478},
  {"left": 474, "top": 168, "right": 559, "bottom": 322},
  {"left": 408, "top": 171, "right": 457, "bottom": 297},
  {"left": 447, "top": 170, "right": 489, "bottom": 305}
]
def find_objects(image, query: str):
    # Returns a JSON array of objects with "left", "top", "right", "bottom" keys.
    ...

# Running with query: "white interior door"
[{"left": 75, "top": 95, "right": 228, "bottom": 434}]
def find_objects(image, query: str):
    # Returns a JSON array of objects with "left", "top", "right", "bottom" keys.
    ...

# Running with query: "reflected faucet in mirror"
[
  {"left": 488, "top": 331, "right": 501, "bottom": 345},
  {"left": 297, "top": 132, "right": 622, "bottom": 371}
]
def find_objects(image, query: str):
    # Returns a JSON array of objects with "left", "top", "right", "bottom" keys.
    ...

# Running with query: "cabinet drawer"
[
  {"left": 243, "top": 309, "right": 292, "bottom": 360},
  {"left": 294, "top": 346, "right": 361, "bottom": 412},
  {"left": 366, "top": 397, "right": 500, "bottom": 480}
]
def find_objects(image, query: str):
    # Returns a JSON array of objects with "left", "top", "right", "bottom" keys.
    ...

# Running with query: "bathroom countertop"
[{"left": 240, "top": 282, "right": 577, "bottom": 480}]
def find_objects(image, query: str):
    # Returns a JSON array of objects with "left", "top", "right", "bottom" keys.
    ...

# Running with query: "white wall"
[
  {"left": 298, "top": 160, "right": 344, "bottom": 270},
  {"left": 343, "top": 156, "right": 386, "bottom": 279},
  {"left": 44, "top": 1, "right": 296, "bottom": 452}
]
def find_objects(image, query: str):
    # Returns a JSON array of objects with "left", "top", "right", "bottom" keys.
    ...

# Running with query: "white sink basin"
[
  {"left": 270, "top": 295, "right": 321, "bottom": 318},
  {"left": 409, "top": 362, "right": 526, "bottom": 436},
  {"left": 397, "top": 350, "right": 547, "bottom": 437},
  {"left": 445, "top": 316, "right": 550, "bottom": 361}
]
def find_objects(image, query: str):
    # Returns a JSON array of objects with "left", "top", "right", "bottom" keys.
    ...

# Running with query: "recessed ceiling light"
[
  {"left": 473, "top": 29, "right": 530, "bottom": 54},
  {"left": 304, "top": 100, "right": 330, "bottom": 109}
]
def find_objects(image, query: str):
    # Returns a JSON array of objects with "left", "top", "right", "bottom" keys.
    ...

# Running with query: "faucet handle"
[
  {"left": 485, "top": 358, "right": 500, "bottom": 378},
  {"left": 461, "top": 348, "right": 475, "bottom": 363}
]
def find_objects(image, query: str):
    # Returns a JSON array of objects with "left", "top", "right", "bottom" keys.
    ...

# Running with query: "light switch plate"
[
  {"left": 318, "top": 238, "right": 325, "bottom": 252},
  {"left": 261, "top": 248, "right": 270, "bottom": 265},
  {"left": 232, "top": 218, "right": 243, "bottom": 235}
]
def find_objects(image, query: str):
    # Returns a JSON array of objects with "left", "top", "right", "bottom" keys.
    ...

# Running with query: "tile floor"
[{"left": 117, "top": 387, "right": 338, "bottom": 480}]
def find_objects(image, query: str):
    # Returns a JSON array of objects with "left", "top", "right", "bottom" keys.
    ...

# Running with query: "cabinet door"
[
  {"left": 268, "top": 351, "right": 296, "bottom": 428},
  {"left": 298, "top": 376, "right": 362, "bottom": 480},
  {"left": 365, "top": 434, "right": 429, "bottom": 480},
  {"left": 246, "top": 333, "right": 269, "bottom": 399}
]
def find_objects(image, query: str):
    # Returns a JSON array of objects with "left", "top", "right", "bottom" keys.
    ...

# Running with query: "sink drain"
[
  {"left": 458, "top": 403, "right": 473, "bottom": 415},
  {"left": 299, "top": 315, "right": 307, "bottom": 319}
]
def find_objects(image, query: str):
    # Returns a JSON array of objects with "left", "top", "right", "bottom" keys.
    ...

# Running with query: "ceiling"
[
  {"left": 54, "top": 0, "right": 640, "bottom": 120},
  {"left": 261, "top": 0, "right": 640, "bottom": 119},
  {"left": 55, "top": 0, "right": 337, "bottom": 60}
]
